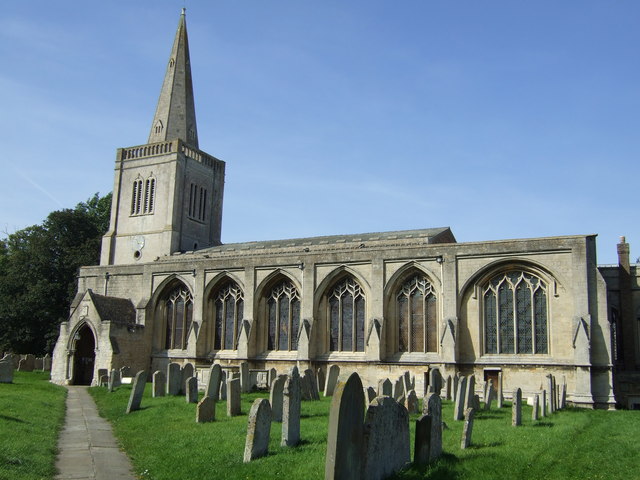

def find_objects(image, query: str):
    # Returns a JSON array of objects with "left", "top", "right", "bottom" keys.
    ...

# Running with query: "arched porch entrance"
[{"left": 72, "top": 324, "right": 95, "bottom": 385}]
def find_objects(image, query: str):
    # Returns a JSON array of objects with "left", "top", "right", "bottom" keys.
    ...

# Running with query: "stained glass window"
[
  {"left": 213, "top": 282, "right": 244, "bottom": 350},
  {"left": 483, "top": 271, "right": 548, "bottom": 355},
  {"left": 164, "top": 285, "right": 193, "bottom": 350},
  {"left": 267, "top": 281, "right": 300, "bottom": 351},
  {"left": 395, "top": 275, "right": 437, "bottom": 353},
  {"left": 328, "top": 278, "right": 365, "bottom": 352}
]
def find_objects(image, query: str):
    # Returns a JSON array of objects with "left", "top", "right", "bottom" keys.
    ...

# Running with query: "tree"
[{"left": 0, "top": 193, "right": 112, "bottom": 355}]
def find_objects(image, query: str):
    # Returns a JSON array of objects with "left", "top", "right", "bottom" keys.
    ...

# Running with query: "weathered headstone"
[
  {"left": 445, "top": 375, "right": 452, "bottom": 400},
  {"left": 0, "top": 359, "right": 14, "bottom": 383},
  {"left": 268, "top": 367, "right": 278, "bottom": 387},
  {"left": 240, "top": 361, "right": 250, "bottom": 393},
  {"left": 378, "top": 378, "right": 392, "bottom": 397},
  {"left": 414, "top": 414, "right": 432, "bottom": 466},
  {"left": 454, "top": 375, "right": 467, "bottom": 421},
  {"left": 43, "top": 353, "right": 52, "bottom": 371},
  {"left": 423, "top": 371, "right": 430, "bottom": 397},
  {"left": 406, "top": 389, "right": 419, "bottom": 414},
  {"left": 270, "top": 374, "right": 287, "bottom": 422},
  {"left": 464, "top": 375, "right": 476, "bottom": 411},
  {"left": 227, "top": 377, "right": 241, "bottom": 416},
  {"left": 473, "top": 394, "right": 481, "bottom": 411},
  {"left": 205, "top": 364, "right": 222, "bottom": 400},
  {"left": 552, "top": 375, "right": 557, "bottom": 412},
  {"left": 152, "top": 370, "right": 166, "bottom": 397},
  {"left": 282, "top": 366, "right": 301, "bottom": 447},
  {"left": 167, "top": 362, "right": 181, "bottom": 395},
  {"left": 219, "top": 370, "right": 227, "bottom": 400},
  {"left": 243, "top": 398, "right": 272, "bottom": 462},
  {"left": 34, "top": 358, "right": 44, "bottom": 370},
  {"left": 532, "top": 394, "right": 539, "bottom": 421},
  {"left": 541, "top": 390, "right": 547, "bottom": 417},
  {"left": 108, "top": 369, "right": 121, "bottom": 392},
  {"left": 186, "top": 376, "right": 198, "bottom": 403},
  {"left": 325, "top": 372, "right": 364, "bottom": 480},
  {"left": 316, "top": 367, "right": 326, "bottom": 393},
  {"left": 126, "top": 370, "right": 147, "bottom": 414},
  {"left": 120, "top": 366, "right": 131, "bottom": 377},
  {"left": 99, "top": 374, "right": 109, "bottom": 387},
  {"left": 196, "top": 396, "right": 215, "bottom": 423},
  {"left": 366, "top": 386, "right": 377, "bottom": 405},
  {"left": 300, "top": 371, "right": 313, "bottom": 401},
  {"left": 512, "top": 388, "right": 522, "bottom": 426},
  {"left": 560, "top": 379, "right": 567, "bottom": 409},
  {"left": 460, "top": 407, "right": 475, "bottom": 449},
  {"left": 324, "top": 364, "right": 340, "bottom": 396},
  {"left": 547, "top": 375, "right": 554, "bottom": 414},
  {"left": 497, "top": 372, "right": 504, "bottom": 408},
  {"left": 424, "top": 393, "right": 442, "bottom": 460},
  {"left": 97, "top": 368, "right": 108, "bottom": 384},
  {"left": 484, "top": 380, "right": 495, "bottom": 410},
  {"left": 393, "top": 377, "right": 404, "bottom": 400},
  {"left": 362, "top": 396, "right": 410, "bottom": 480},
  {"left": 403, "top": 371, "right": 412, "bottom": 393},
  {"left": 429, "top": 368, "right": 441, "bottom": 395},
  {"left": 453, "top": 373, "right": 460, "bottom": 401},
  {"left": 19, "top": 354, "right": 35, "bottom": 372},
  {"left": 181, "top": 363, "right": 194, "bottom": 394}
]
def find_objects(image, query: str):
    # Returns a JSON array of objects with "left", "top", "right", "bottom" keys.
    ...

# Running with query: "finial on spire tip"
[{"left": 181, "top": 7, "right": 186, "bottom": 15}]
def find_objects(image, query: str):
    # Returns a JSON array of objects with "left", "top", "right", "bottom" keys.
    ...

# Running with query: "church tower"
[{"left": 100, "top": 9, "right": 225, "bottom": 265}]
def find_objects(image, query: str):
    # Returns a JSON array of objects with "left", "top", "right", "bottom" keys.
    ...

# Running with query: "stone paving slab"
[{"left": 55, "top": 386, "right": 136, "bottom": 480}]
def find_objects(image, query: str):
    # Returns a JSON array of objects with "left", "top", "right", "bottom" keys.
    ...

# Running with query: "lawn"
[
  {"left": 90, "top": 383, "right": 640, "bottom": 480},
  {"left": 0, "top": 371, "right": 67, "bottom": 480}
]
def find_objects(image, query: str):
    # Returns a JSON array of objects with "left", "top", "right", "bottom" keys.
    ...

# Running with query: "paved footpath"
[{"left": 55, "top": 386, "right": 136, "bottom": 480}]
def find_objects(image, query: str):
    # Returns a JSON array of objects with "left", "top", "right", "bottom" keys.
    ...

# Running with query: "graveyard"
[{"left": 1, "top": 369, "right": 640, "bottom": 480}]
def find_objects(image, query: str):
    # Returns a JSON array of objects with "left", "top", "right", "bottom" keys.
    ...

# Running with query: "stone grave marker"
[
  {"left": 445, "top": 375, "right": 452, "bottom": 400},
  {"left": 219, "top": 370, "right": 227, "bottom": 400},
  {"left": 365, "top": 386, "right": 377, "bottom": 406},
  {"left": 429, "top": 368, "right": 441, "bottom": 395},
  {"left": 414, "top": 414, "right": 432, "bottom": 467},
  {"left": 240, "top": 361, "right": 250, "bottom": 393},
  {"left": 270, "top": 374, "right": 287, "bottom": 422},
  {"left": 532, "top": 394, "right": 539, "bottom": 421},
  {"left": 453, "top": 373, "right": 460, "bottom": 401},
  {"left": 196, "top": 396, "right": 215, "bottom": 423},
  {"left": 268, "top": 367, "right": 278, "bottom": 387},
  {"left": 512, "top": 388, "right": 522, "bottom": 426},
  {"left": 484, "top": 380, "right": 495, "bottom": 410},
  {"left": 560, "top": 379, "right": 567, "bottom": 409},
  {"left": 181, "top": 363, "right": 194, "bottom": 394},
  {"left": 186, "top": 376, "right": 198, "bottom": 403},
  {"left": 0, "top": 358, "right": 13, "bottom": 383},
  {"left": 227, "top": 377, "right": 241, "bottom": 416},
  {"left": 126, "top": 370, "right": 147, "bottom": 414},
  {"left": 282, "top": 366, "right": 301, "bottom": 447},
  {"left": 454, "top": 375, "right": 467, "bottom": 421},
  {"left": 406, "top": 390, "right": 419, "bottom": 414},
  {"left": 325, "top": 372, "right": 364, "bottom": 480},
  {"left": 167, "top": 362, "right": 181, "bottom": 395},
  {"left": 152, "top": 370, "right": 165, "bottom": 397},
  {"left": 99, "top": 374, "right": 109, "bottom": 387},
  {"left": 300, "top": 371, "right": 313, "bottom": 401},
  {"left": 243, "top": 398, "right": 272, "bottom": 463},
  {"left": 541, "top": 390, "right": 547, "bottom": 417},
  {"left": 393, "top": 377, "right": 404, "bottom": 400},
  {"left": 378, "top": 378, "right": 392, "bottom": 397},
  {"left": 205, "top": 364, "right": 222, "bottom": 400},
  {"left": 497, "top": 372, "right": 504, "bottom": 408},
  {"left": 424, "top": 393, "right": 442, "bottom": 460},
  {"left": 43, "top": 353, "right": 52, "bottom": 371},
  {"left": 316, "top": 367, "right": 326, "bottom": 393},
  {"left": 108, "top": 369, "right": 121, "bottom": 392},
  {"left": 120, "top": 366, "right": 131, "bottom": 377},
  {"left": 324, "top": 364, "right": 340, "bottom": 396},
  {"left": 464, "top": 375, "right": 476, "bottom": 411},
  {"left": 460, "top": 407, "right": 475, "bottom": 449},
  {"left": 362, "top": 396, "right": 410, "bottom": 480}
]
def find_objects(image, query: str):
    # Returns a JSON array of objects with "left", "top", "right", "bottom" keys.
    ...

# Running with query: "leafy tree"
[{"left": 0, "top": 193, "right": 111, "bottom": 355}]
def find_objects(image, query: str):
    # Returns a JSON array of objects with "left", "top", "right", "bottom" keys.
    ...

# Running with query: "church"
[{"left": 51, "top": 10, "right": 640, "bottom": 409}]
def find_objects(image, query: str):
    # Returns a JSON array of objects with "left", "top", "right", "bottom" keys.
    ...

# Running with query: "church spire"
[{"left": 148, "top": 8, "right": 199, "bottom": 148}]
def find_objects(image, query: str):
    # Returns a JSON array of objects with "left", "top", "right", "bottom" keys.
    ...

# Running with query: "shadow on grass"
[
  {"left": 532, "top": 421, "right": 554, "bottom": 428},
  {"left": 0, "top": 414, "right": 26, "bottom": 423},
  {"left": 467, "top": 440, "right": 504, "bottom": 449},
  {"left": 392, "top": 453, "right": 461, "bottom": 480}
]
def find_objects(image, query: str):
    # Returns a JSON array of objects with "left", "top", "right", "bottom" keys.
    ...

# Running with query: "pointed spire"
[{"left": 148, "top": 9, "right": 199, "bottom": 148}]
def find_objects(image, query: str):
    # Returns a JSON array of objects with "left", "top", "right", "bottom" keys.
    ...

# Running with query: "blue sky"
[{"left": 1, "top": 1, "right": 638, "bottom": 264}]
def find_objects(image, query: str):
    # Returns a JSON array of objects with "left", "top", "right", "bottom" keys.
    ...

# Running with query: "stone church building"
[{"left": 51, "top": 11, "right": 640, "bottom": 409}]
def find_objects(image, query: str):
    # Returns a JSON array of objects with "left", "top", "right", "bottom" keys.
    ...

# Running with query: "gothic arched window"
[
  {"left": 483, "top": 271, "right": 548, "bottom": 354},
  {"left": 131, "top": 178, "right": 143, "bottom": 215},
  {"left": 328, "top": 277, "right": 365, "bottom": 352},
  {"left": 267, "top": 280, "right": 300, "bottom": 351},
  {"left": 396, "top": 274, "right": 438, "bottom": 353},
  {"left": 213, "top": 282, "right": 244, "bottom": 350},
  {"left": 164, "top": 285, "right": 193, "bottom": 350}
]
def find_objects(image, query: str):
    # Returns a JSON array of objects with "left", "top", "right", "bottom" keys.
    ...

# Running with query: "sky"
[{"left": 0, "top": 1, "right": 638, "bottom": 265}]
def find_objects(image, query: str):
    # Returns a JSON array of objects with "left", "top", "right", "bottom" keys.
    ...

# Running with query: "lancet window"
[
  {"left": 483, "top": 271, "right": 548, "bottom": 354},
  {"left": 328, "top": 277, "right": 365, "bottom": 352},
  {"left": 131, "top": 174, "right": 156, "bottom": 216},
  {"left": 164, "top": 285, "right": 193, "bottom": 350},
  {"left": 396, "top": 274, "right": 438, "bottom": 353},
  {"left": 267, "top": 281, "right": 300, "bottom": 351},
  {"left": 213, "top": 282, "right": 244, "bottom": 350},
  {"left": 188, "top": 182, "right": 207, "bottom": 222}
]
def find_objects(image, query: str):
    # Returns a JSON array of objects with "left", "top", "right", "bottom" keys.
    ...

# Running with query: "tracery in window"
[
  {"left": 483, "top": 271, "right": 548, "bottom": 354},
  {"left": 396, "top": 274, "right": 437, "bottom": 353},
  {"left": 212, "top": 282, "right": 244, "bottom": 350},
  {"left": 164, "top": 285, "right": 193, "bottom": 350},
  {"left": 267, "top": 281, "right": 300, "bottom": 351},
  {"left": 328, "top": 277, "right": 365, "bottom": 352}
]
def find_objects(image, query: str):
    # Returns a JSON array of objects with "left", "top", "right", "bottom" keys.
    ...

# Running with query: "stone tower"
[{"left": 100, "top": 9, "right": 225, "bottom": 266}]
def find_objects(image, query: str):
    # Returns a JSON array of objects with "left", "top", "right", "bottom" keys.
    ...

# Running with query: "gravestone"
[
  {"left": 429, "top": 368, "right": 441, "bottom": 395},
  {"left": 186, "top": 376, "right": 198, "bottom": 403},
  {"left": 547, "top": 375, "right": 554, "bottom": 413},
  {"left": 325, "top": 372, "right": 364, "bottom": 480},
  {"left": 464, "top": 375, "right": 476, "bottom": 411},
  {"left": 126, "top": 370, "right": 147, "bottom": 414},
  {"left": 97, "top": 368, "right": 108, "bottom": 384},
  {"left": 108, "top": 369, "right": 121, "bottom": 392},
  {"left": 460, "top": 407, "right": 475, "bottom": 449},
  {"left": 406, "top": 390, "right": 419, "bottom": 414},
  {"left": 484, "top": 380, "right": 495, "bottom": 410},
  {"left": 300, "top": 371, "right": 313, "bottom": 400},
  {"left": 473, "top": 394, "right": 481, "bottom": 411},
  {"left": 306, "top": 369, "right": 320, "bottom": 400},
  {"left": 378, "top": 378, "right": 392, "bottom": 397},
  {"left": 43, "top": 354, "right": 52, "bottom": 371},
  {"left": 424, "top": 393, "right": 442, "bottom": 460},
  {"left": 453, "top": 373, "right": 460, "bottom": 401},
  {"left": 541, "top": 390, "right": 547, "bottom": 417},
  {"left": 414, "top": 414, "right": 432, "bottom": 466},
  {"left": 366, "top": 386, "right": 377, "bottom": 405},
  {"left": 219, "top": 370, "right": 227, "bottom": 400},
  {"left": 445, "top": 375, "right": 452, "bottom": 400},
  {"left": 196, "top": 396, "right": 215, "bottom": 423},
  {"left": 282, "top": 366, "right": 301, "bottom": 447},
  {"left": 240, "top": 361, "right": 250, "bottom": 393},
  {"left": 423, "top": 371, "right": 430, "bottom": 396},
  {"left": 19, "top": 354, "right": 35, "bottom": 372},
  {"left": 99, "top": 374, "right": 109, "bottom": 387},
  {"left": 270, "top": 374, "right": 287, "bottom": 422},
  {"left": 181, "top": 363, "right": 194, "bottom": 394},
  {"left": 316, "top": 367, "right": 326, "bottom": 393},
  {"left": 243, "top": 398, "right": 272, "bottom": 463},
  {"left": 560, "top": 380, "right": 567, "bottom": 409},
  {"left": 497, "top": 372, "right": 504, "bottom": 408},
  {"left": 120, "top": 366, "right": 131, "bottom": 377},
  {"left": 454, "top": 375, "right": 467, "bottom": 421},
  {"left": 152, "top": 370, "right": 166, "bottom": 397},
  {"left": 227, "top": 377, "right": 241, "bottom": 416},
  {"left": 512, "top": 388, "right": 522, "bottom": 426},
  {"left": 403, "top": 371, "right": 413, "bottom": 393},
  {"left": 268, "top": 367, "right": 278, "bottom": 387},
  {"left": 362, "top": 396, "right": 410, "bottom": 480},
  {"left": 324, "top": 364, "right": 340, "bottom": 396},
  {"left": 552, "top": 375, "right": 557, "bottom": 412},
  {"left": 393, "top": 378, "right": 404, "bottom": 400},
  {"left": 34, "top": 358, "right": 44, "bottom": 370},
  {"left": 0, "top": 358, "right": 13, "bottom": 383},
  {"left": 167, "top": 362, "right": 181, "bottom": 395},
  {"left": 532, "top": 394, "right": 539, "bottom": 421},
  {"left": 205, "top": 364, "right": 222, "bottom": 400}
]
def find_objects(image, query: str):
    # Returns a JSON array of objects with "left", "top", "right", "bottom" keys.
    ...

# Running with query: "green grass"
[
  {"left": 90, "top": 385, "right": 640, "bottom": 480},
  {"left": 0, "top": 371, "right": 67, "bottom": 480}
]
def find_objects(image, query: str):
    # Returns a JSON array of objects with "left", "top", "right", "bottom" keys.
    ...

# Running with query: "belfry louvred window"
[
  {"left": 131, "top": 175, "right": 156, "bottom": 216},
  {"left": 396, "top": 274, "right": 438, "bottom": 353},
  {"left": 483, "top": 271, "right": 548, "bottom": 355},
  {"left": 328, "top": 277, "right": 365, "bottom": 352},
  {"left": 164, "top": 285, "right": 193, "bottom": 350},
  {"left": 267, "top": 281, "right": 300, "bottom": 351},
  {"left": 213, "top": 282, "right": 244, "bottom": 350}
]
